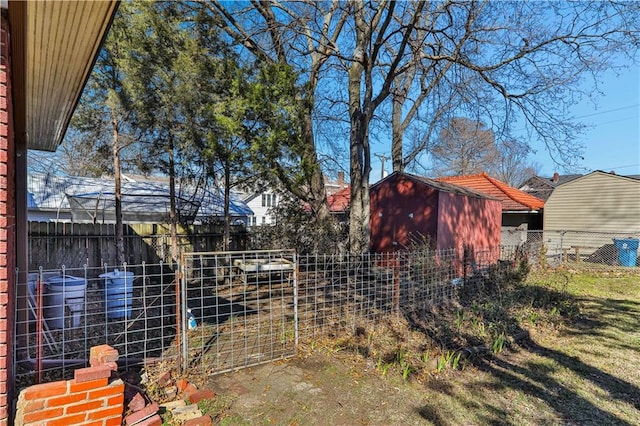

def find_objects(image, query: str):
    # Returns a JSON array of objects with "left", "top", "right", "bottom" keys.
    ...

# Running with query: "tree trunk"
[
  {"left": 168, "top": 139, "right": 179, "bottom": 265},
  {"left": 223, "top": 163, "right": 231, "bottom": 251},
  {"left": 391, "top": 94, "right": 405, "bottom": 173},
  {"left": 301, "top": 108, "right": 331, "bottom": 222},
  {"left": 347, "top": 10, "right": 371, "bottom": 253},
  {"left": 112, "top": 118, "right": 125, "bottom": 265}
]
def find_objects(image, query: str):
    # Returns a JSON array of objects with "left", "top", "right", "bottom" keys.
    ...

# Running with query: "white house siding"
[
  {"left": 245, "top": 192, "right": 278, "bottom": 226},
  {"left": 543, "top": 172, "right": 640, "bottom": 254}
]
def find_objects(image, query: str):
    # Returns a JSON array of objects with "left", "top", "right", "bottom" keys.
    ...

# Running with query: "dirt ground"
[{"left": 208, "top": 349, "right": 433, "bottom": 425}]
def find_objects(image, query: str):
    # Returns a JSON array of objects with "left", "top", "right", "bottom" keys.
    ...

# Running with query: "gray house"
[{"left": 543, "top": 171, "right": 640, "bottom": 258}]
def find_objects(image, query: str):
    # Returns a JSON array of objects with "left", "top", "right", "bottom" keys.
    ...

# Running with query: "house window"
[
  {"left": 262, "top": 193, "right": 276, "bottom": 207},
  {"left": 262, "top": 216, "right": 266, "bottom": 224},
  {"left": 251, "top": 216, "right": 256, "bottom": 226}
]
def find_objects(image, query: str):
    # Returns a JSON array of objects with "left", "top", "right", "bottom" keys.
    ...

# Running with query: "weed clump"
[{"left": 307, "top": 258, "right": 580, "bottom": 383}]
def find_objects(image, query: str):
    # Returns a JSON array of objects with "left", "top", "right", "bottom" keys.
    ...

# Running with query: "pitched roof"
[
  {"left": 27, "top": 172, "right": 253, "bottom": 222},
  {"left": 519, "top": 173, "right": 584, "bottom": 200},
  {"left": 323, "top": 171, "right": 500, "bottom": 213},
  {"left": 556, "top": 170, "right": 640, "bottom": 186},
  {"left": 370, "top": 172, "right": 501, "bottom": 201},
  {"left": 327, "top": 186, "right": 350, "bottom": 212},
  {"left": 438, "top": 172, "right": 544, "bottom": 211}
]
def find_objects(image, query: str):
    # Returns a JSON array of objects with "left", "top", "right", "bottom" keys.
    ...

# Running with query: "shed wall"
[
  {"left": 436, "top": 192, "right": 502, "bottom": 256},
  {"left": 370, "top": 174, "right": 439, "bottom": 252}
]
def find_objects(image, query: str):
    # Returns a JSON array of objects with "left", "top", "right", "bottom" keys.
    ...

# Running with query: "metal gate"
[{"left": 180, "top": 250, "right": 297, "bottom": 375}]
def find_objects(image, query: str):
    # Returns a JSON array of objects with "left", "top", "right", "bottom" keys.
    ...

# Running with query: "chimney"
[
  {"left": 337, "top": 171, "right": 345, "bottom": 186},
  {"left": 552, "top": 172, "right": 559, "bottom": 184}
]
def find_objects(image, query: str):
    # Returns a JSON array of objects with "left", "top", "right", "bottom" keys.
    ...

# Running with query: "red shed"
[{"left": 370, "top": 172, "right": 501, "bottom": 258}]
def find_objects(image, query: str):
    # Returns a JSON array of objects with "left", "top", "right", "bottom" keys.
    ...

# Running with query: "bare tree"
[
  {"left": 387, "top": 1, "right": 639, "bottom": 176},
  {"left": 430, "top": 117, "right": 498, "bottom": 176},
  {"left": 346, "top": 0, "right": 425, "bottom": 252},
  {"left": 491, "top": 139, "right": 541, "bottom": 187},
  {"left": 197, "top": 0, "right": 639, "bottom": 253},
  {"left": 195, "top": 0, "right": 349, "bottom": 226}
]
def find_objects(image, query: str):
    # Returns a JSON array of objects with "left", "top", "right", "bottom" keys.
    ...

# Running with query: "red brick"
[
  {"left": 188, "top": 389, "right": 216, "bottom": 404},
  {"left": 47, "top": 392, "right": 86, "bottom": 407},
  {"left": 23, "top": 407, "right": 64, "bottom": 423},
  {"left": 69, "top": 378, "right": 109, "bottom": 393},
  {"left": 132, "top": 414, "right": 162, "bottom": 426},
  {"left": 106, "top": 416, "right": 124, "bottom": 426},
  {"left": 47, "top": 413, "right": 86, "bottom": 425},
  {"left": 183, "top": 414, "right": 213, "bottom": 426},
  {"left": 89, "top": 358, "right": 118, "bottom": 371},
  {"left": 90, "top": 345, "right": 119, "bottom": 365},
  {"left": 83, "top": 421, "right": 103, "bottom": 426},
  {"left": 75, "top": 364, "right": 113, "bottom": 383},
  {"left": 124, "top": 402, "right": 159, "bottom": 425},
  {"left": 88, "top": 380, "right": 124, "bottom": 400},
  {"left": 183, "top": 383, "right": 198, "bottom": 399},
  {"left": 87, "top": 405, "right": 123, "bottom": 421},
  {"left": 107, "top": 394, "right": 124, "bottom": 407},
  {"left": 156, "top": 371, "right": 171, "bottom": 386},
  {"left": 128, "top": 392, "right": 146, "bottom": 412},
  {"left": 66, "top": 399, "right": 104, "bottom": 414},
  {"left": 21, "top": 399, "right": 45, "bottom": 413},
  {"left": 22, "top": 381, "right": 68, "bottom": 400},
  {"left": 104, "top": 361, "right": 119, "bottom": 371},
  {"left": 176, "top": 378, "right": 188, "bottom": 392}
]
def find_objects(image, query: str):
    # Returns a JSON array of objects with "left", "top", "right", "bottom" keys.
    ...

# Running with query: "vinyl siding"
[{"left": 544, "top": 172, "right": 640, "bottom": 233}]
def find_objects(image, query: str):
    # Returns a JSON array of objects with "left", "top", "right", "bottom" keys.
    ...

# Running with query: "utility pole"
[{"left": 374, "top": 153, "right": 390, "bottom": 180}]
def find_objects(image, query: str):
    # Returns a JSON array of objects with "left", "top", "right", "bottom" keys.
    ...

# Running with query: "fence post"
[
  {"left": 394, "top": 252, "right": 400, "bottom": 314},
  {"left": 176, "top": 263, "right": 184, "bottom": 375},
  {"left": 293, "top": 251, "right": 299, "bottom": 350}
]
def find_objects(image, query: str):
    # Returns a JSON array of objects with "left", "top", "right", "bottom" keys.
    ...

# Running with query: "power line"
[
  {"left": 590, "top": 115, "right": 638, "bottom": 127},
  {"left": 573, "top": 104, "right": 639, "bottom": 120},
  {"left": 592, "top": 163, "right": 640, "bottom": 171}
]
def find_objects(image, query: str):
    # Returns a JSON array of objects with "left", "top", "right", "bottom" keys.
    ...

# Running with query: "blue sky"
[
  {"left": 533, "top": 66, "right": 640, "bottom": 177},
  {"left": 369, "top": 64, "right": 639, "bottom": 182}
]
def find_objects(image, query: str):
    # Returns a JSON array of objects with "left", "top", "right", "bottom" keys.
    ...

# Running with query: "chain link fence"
[{"left": 508, "top": 230, "right": 640, "bottom": 271}]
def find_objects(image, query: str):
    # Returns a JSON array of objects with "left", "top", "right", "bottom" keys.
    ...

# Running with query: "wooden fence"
[{"left": 28, "top": 222, "right": 248, "bottom": 270}]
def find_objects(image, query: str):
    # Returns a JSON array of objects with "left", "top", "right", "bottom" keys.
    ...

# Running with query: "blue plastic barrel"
[
  {"left": 613, "top": 238, "right": 639, "bottom": 267},
  {"left": 99, "top": 270, "right": 134, "bottom": 319},
  {"left": 44, "top": 275, "right": 87, "bottom": 328}
]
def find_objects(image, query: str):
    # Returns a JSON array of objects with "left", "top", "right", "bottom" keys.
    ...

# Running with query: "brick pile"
[
  {"left": 14, "top": 344, "right": 219, "bottom": 425},
  {"left": 15, "top": 345, "right": 124, "bottom": 426},
  {"left": 139, "top": 371, "right": 215, "bottom": 426}
]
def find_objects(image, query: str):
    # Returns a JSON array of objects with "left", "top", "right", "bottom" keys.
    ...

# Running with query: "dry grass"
[{"left": 293, "top": 268, "right": 640, "bottom": 425}]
